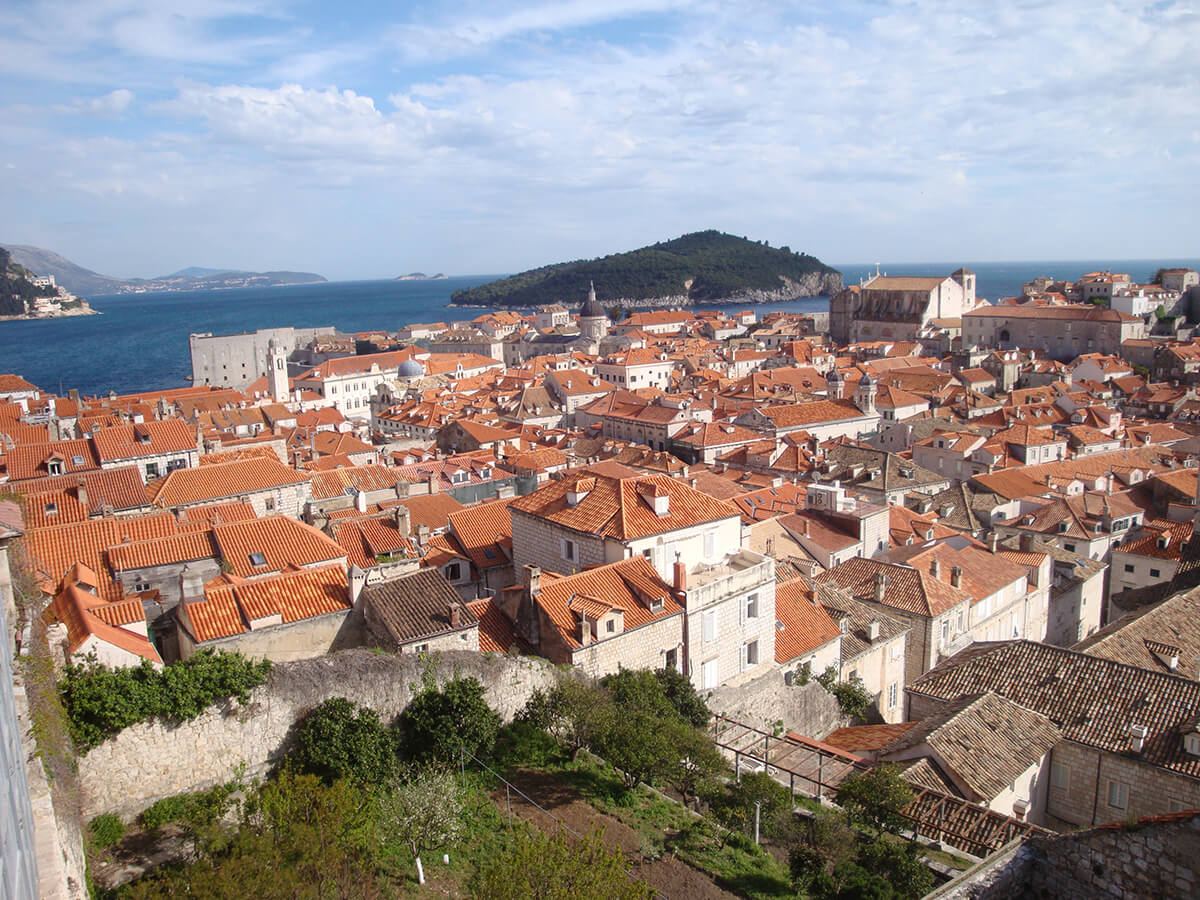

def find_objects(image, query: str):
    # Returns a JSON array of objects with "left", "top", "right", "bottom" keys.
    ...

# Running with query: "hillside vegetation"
[
  {"left": 1, "top": 245, "right": 58, "bottom": 315},
  {"left": 451, "top": 230, "right": 842, "bottom": 307}
]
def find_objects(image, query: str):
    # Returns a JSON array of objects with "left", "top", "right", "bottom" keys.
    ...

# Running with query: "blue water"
[{"left": 2, "top": 259, "right": 1196, "bottom": 397}]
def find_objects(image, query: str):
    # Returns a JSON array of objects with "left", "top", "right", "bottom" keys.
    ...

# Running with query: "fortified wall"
[{"left": 78, "top": 649, "right": 558, "bottom": 820}]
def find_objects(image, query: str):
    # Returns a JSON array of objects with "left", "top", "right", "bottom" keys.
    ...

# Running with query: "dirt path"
[{"left": 492, "top": 769, "right": 739, "bottom": 900}]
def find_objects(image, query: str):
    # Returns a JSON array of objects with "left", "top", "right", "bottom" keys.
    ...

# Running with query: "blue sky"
[{"left": 2, "top": 1, "right": 1198, "bottom": 280}]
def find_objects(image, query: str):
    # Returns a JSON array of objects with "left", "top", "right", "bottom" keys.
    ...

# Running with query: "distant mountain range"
[
  {"left": 449, "top": 230, "right": 843, "bottom": 309},
  {"left": 2, "top": 245, "right": 326, "bottom": 297}
]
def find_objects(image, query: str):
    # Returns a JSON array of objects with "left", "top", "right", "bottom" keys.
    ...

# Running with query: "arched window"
[{"left": 999, "top": 329, "right": 1011, "bottom": 343}]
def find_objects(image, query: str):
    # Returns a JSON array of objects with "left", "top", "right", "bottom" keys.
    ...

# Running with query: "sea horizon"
[{"left": 3, "top": 257, "right": 1198, "bottom": 398}]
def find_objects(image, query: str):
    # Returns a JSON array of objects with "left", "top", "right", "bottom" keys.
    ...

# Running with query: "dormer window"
[
  {"left": 248, "top": 551, "right": 268, "bottom": 568},
  {"left": 478, "top": 467, "right": 491, "bottom": 479},
  {"left": 1185, "top": 733, "right": 1200, "bottom": 757},
  {"left": 48, "top": 460, "right": 63, "bottom": 476}
]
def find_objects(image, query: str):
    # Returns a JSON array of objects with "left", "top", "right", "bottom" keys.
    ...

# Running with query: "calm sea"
[{"left": 2, "top": 259, "right": 1196, "bottom": 397}]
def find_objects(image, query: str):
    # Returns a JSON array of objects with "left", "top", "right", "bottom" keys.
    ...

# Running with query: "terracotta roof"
[
  {"left": 212, "top": 516, "right": 346, "bottom": 577},
  {"left": 4, "top": 439, "right": 100, "bottom": 481},
  {"left": 361, "top": 568, "right": 477, "bottom": 645},
  {"left": 824, "top": 722, "right": 919, "bottom": 754},
  {"left": 150, "top": 457, "right": 309, "bottom": 507},
  {"left": 24, "top": 513, "right": 183, "bottom": 602},
  {"left": 91, "top": 420, "right": 197, "bottom": 462},
  {"left": 466, "top": 597, "right": 524, "bottom": 653},
  {"left": 44, "top": 582, "right": 161, "bottom": 664},
  {"left": 882, "top": 691, "right": 1060, "bottom": 802},
  {"left": 309, "top": 464, "right": 409, "bottom": 500},
  {"left": 1073, "top": 585, "right": 1200, "bottom": 676},
  {"left": 510, "top": 470, "right": 738, "bottom": 542},
  {"left": 816, "top": 556, "right": 970, "bottom": 618},
  {"left": 908, "top": 640, "right": 1200, "bottom": 779},
  {"left": 774, "top": 577, "right": 842, "bottom": 663},
  {"left": 755, "top": 399, "right": 872, "bottom": 428},
  {"left": 107, "top": 530, "right": 219, "bottom": 571},
  {"left": 447, "top": 497, "right": 514, "bottom": 572},
  {"left": 535, "top": 555, "right": 683, "bottom": 651},
  {"left": 186, "top": 563, "right": 349, "bottom": 642}
]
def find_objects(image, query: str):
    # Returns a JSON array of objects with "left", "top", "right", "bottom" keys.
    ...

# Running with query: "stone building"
[
  {"left": 361, "top": 567, "right": 479, "bottom": 654},
  {"left": 962, "top": 304, "right": 1145, "bottom": 361},
  {"left": 908, "top": 640, "right": 1200, "bottom": 828},
  {"left": 830, "top": 269, "right": 977, "bottom": 344},
  {"left": 189, "top": 325, "right": 331, "bottom": 389}
]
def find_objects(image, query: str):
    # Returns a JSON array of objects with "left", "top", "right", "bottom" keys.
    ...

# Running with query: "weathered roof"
[
  {"left": 908, "top": 640, "right": 1200, "bottom": 779},
  {"left": 774, "top": 577, "right": 842, "bottom": 663},
  {"left": 361, "top": 568, "right": 477, "bottom": 645}
]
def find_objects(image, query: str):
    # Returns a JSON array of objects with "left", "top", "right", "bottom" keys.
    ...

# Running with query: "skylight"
[
  {"left": 248, "top": 552, "right": 268, "bottom": 567},
  {"left": 72, "top": 455, "right": 85, "bottom": 466}
]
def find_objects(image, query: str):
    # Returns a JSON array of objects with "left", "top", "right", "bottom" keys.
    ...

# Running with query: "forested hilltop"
[
  {"left": 1, "top": 245, "right": 60, "bottom": 315},
  {"left": 450, "top": 230, "right": 843, "bottom": 308}
]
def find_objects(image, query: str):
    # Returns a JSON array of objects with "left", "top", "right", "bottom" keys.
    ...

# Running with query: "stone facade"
[
  {"left": 933, "top": 813, "right": 1200, "bottom": 900},
  {"left": 76, "top": 649, "right": 559, "bottom": 820},
  {"left": 179, "top": 607, "right": 363, "bottom": 664},
  {"left": 189, "top": 326, "right": 330, "bottom": 389},
  {"left": 708, "top": 669, "right": 853, "bottom": 739},
  {"left": 568, "top": 615, "right": 683, "bottom": 680}
]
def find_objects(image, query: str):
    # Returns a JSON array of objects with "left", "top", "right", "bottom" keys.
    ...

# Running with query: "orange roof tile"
[
  {"left": 212, "top": 516, "right": 347, "bottom": 577},
  {"left": 150, "top": 457, "right": 310, "bottom": 507},
  {"left": 775, "top": 577, "right": 842, "bottom": 663}
]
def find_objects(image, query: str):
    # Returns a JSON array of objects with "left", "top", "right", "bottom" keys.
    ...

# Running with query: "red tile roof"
[
  {"left": 91, "top": 420, "right": 198, "bottom": 462},
  {"left": 775, "top": 577, "right": 842, "bottom": 663},
  {"left": 510, "top": 470, "right": 738, "bottom": 542},
  {"left": 212, "top": 516, "right": 347, "bottom": 577},
  {"left": 150, "top": 457, "right": 309, "bottom": 507}
]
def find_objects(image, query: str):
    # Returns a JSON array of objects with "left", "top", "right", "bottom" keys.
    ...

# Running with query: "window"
[
  {"left": 940, "top": 620, "right": 949, "bottom": 643},
  {"left": 71, "top": 455, "right": 85, "bottom": 466},
  {"left": 414, "top": 643, "right": 429, "bottom": 654},
  {"left": 703, "top": 531, "right": 716, "bottom": 559},
  {"left": 702, "top": 609, "right": 717, "bottom": 642},
  {"left": 1063, "top": 543, "right": 1076, "bottom": 552},
  {"left": 248, "top": 551, "right": 268, "bottom": 568},
  {"left": 1124, "top": 564, "right": 1135, "bottom": 573},
  {"left": 1050, "top": 761, "right": 1071, "bottom": 790},
  {"left": 145, "top": 462, "right": 159, "bottom": 479},
  {"left": 1150, "top": 568, "right": 1161, "bottom": 578},
  {"left": 606, "top": 619, "right": 615, "bottom": 634},
  {"left": 444, "top": 562, "right": 461, "bottom": 581},
  {"left": 701, "top": 658, "right": 718, "bottom": 690},
  {"left": 887, "top": 682, "right": 899, "bottom": 708},
  {"left": 44, "top": 502, "right": 58, "bottom": 516},
  {"left": 1107, "top": 780, "right": 1129, "bottom": 810},
  {"left": 665, "top": 648, "right": 677, "bottom": 671},
  {"left": 264, "top": 497, "right": 275, "bottom": 512},
  {"left": 744, "top": 640, "right": 759, "bottom": 667},
  {"left": 167, "top": 458, "right": 186, "bottom": 472},
  {"left": 133, "top": 576, "right": 151, "bottom": 592},
  {"left": 561, "top": 539, "right": 576, "bottom": 562},
  {"left": 745, "top": 593, "right": 759, "bottom": 619}
]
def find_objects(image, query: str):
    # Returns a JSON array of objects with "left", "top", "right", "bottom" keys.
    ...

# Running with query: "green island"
[{"left": 450, "top": 230, "right": 843, "bottom": 308}]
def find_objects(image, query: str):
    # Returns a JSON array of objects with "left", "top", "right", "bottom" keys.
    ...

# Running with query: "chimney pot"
[
  {"left": 673, "top": 554, "right": 687, "bottom": 591},
  {"left": 449, "top": 604, "right": 462, "bottom": 628},
  {"left": 951, "top": 565, "right": 963, "bottom": 588}
]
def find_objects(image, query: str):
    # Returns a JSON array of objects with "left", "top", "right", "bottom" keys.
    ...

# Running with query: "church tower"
[
  {"left": 579, "top": 281, "right": 608, "bottom": 342},
  {"left": 268, "top": 338, "right": 289, "bottom": 403}
]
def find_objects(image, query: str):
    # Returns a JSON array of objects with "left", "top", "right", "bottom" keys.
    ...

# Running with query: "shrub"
[
  {"left": 397, "top": 675, "right": 499, "bottom": 764},
  {"left": 834, "top": 765, "right": 915, "bottom": 837},
  {"left": 293, "top": 698, "right": 397, "bottom": 785},
  {"left": 816, "top": 667, "right": 873, "bottom": 720},
  {"left": 88, "top": 813, "right": 125, "bottom": 849},
  {"left": 60, "top": 650, "right": 271, "bottom": 752},
  {"left": 652, "top": 666, "right": 711, "bottom": 727},
  {"left": 470, "top": 826, "right": 653, "bottom": 899}
]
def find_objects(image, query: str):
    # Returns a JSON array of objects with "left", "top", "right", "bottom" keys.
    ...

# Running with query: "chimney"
[
  {"left": 76, "top": 477, "right": 88, "bottom": 511},
  {"left": 1129, "top": 723, "right": 1148, "bottom": 755},
  {"left": 1169, "top": 654, "right": 1180, "bottom": 673},
  {"left": 348, "top": 565, "right": 368, "bottom": 604},
  {"left": 427, "top": 473, "right": 439, "bottom": 494},
  {"left": 930, "top": 558, "right": 942, "bottom": 579},
  {"left": 395, "top": 504, "right": 411, "bottom": 538},
  {"left": 1019, "top": 532, "right": 1034, "bottom": 552},
  {"left": 524, "top": 564, "right": 541, "bottom": 597},
  {"left": 951, "top": 566, "right": 963, "bottom": 588},
  {"left": 988, "top": 532, "right": 1000, "bottom": 553},
  {"left": 355, "top": 489, "right": 368, "bottom": 513},
  {"left": 873, "top": 571, "right": 887, "bottom": 603},
  {"left": 867, "top": 620, "right": 881, "bottom": 642},
  {"left": 449, "top": 604, "right": 462, "bottom": 628},
  {"left": 673, "top": 553, "right": 687, "bottom": 591}
]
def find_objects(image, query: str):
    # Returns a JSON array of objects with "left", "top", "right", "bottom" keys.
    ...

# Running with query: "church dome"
[
  {"left": 398, "top": 358, "right": 425, "bottom": 377},
  {"left": 580, "top": 281, "right": 605, "bottom": 319}
]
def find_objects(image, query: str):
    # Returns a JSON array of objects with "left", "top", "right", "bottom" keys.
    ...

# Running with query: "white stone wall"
[
  {"left": 841, "top": 631, "right": 908, "bottom": 723},
  {"left": 569, "top": 615, "right": 684, "bottom": 680},
  {"left": 76, "top": 649, "right": 559, "bottom": 820}
]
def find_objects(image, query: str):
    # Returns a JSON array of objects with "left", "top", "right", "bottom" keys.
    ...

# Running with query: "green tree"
[
  {"left": 293, "top": 698, "right": 396, "bottom": 785},
  {"left": 857, "top": 839, "right": 933, "bottom": 899},
  {"left": 834, "top": 766, "right": 914, "bottom": 837},
  {"left": 653, "top": 665, "right": 711, "bottom": 727},
  {"left": 519, "top": 678, "right": 613, "bottom": 760},
  {"left": 668, "top": 725, "right": 727, "bottom": 809},
  {"left": 378, "top": 766, "right": 463, "bottom": 885},
  {"left": 123, "top": 770, "right": 383, "bottom": 899},
  {"left": 397, "top": 675, "right": 500, "bottom": 764},
  {"left": 470, "top": 827, "right": 652, "bottom": 899}
]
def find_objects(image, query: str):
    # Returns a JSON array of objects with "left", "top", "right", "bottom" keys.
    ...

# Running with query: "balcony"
[{"left": 686, "top": 550, "right": 774, "bottom": 609}]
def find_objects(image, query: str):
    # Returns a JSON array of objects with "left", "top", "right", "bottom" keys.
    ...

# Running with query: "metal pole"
[
  {"left": 506, "top": 783, "right": 512, "bottom": 825},
  {"left": 754, "top": 801, "right": 761, "bottom": 845}
]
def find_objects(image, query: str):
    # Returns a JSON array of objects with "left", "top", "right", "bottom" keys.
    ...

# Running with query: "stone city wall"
[
  {"left": 708, "top": 667, "right": 853, "bottom": 739},
  {"left": 77, "top": 649, "right": 558, "bottom": 820}
]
